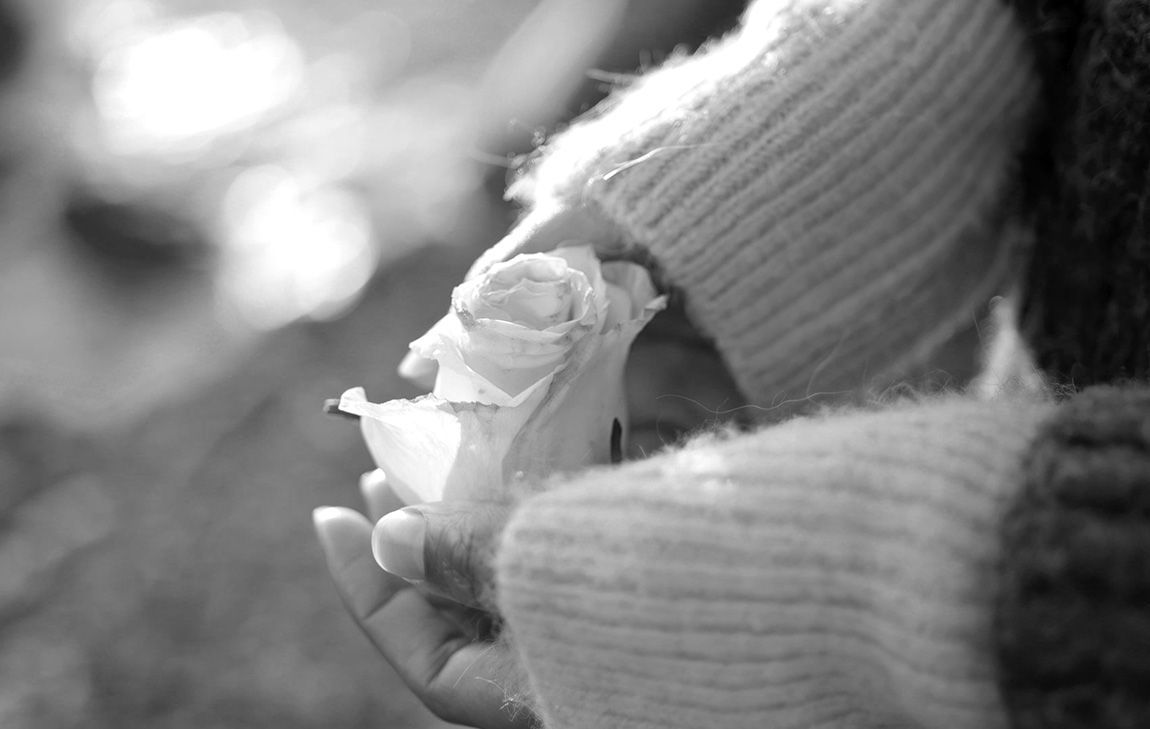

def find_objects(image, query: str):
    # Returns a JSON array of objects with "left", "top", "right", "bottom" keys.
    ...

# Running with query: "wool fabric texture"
[
  {"left": 1019, "top": 0, "right": 1150, "bottom": 385},
  {"left": 512, "top": 0, "right": 1038, "bottom": 406},
  {"left": 470, "top": 0, "right": 1150, "bottom": 728},
  {"left": 497, "top": 397, "right": 1053, "bottom": 729},
  {"left": 1021, "top": 0, "right": 1150, "bottom": 384},
  {"left": 997, "top": 386, "right": 1150, "bottom": 729}
]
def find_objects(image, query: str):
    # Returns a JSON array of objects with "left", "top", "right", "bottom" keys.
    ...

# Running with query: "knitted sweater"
[
  {"left": 511, "top": 0, "right": 1037, "bottom": 407},
  {"left": 1017, "top": 0, "right": 1150, "bottom": 384},
  {"left": 499, "top": 397, "right": 1050, "bottom": 729},
  {"left": 490, "top": 1, "right": 1150, "bottom": 728}
]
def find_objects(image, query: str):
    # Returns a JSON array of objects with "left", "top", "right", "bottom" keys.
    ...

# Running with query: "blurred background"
[{"left": 0, "top": 0, "right": 743, "bottom": 726}]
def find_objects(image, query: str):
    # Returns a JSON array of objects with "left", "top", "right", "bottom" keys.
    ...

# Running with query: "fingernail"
[
  {"left": 312, "top": 505, "right": 340, "bottom": 535},
  {"left": 398, "top": 350, "right": 437, "bottom": 386},
  {"left": 312, "top": 506, "right": 344, "bottom": 557},
  {"left": 359, "top": 469, "right": 388, "bottom": 507},
  {"left": 359, "top": 469, "right": 387, "bottom": 492},
  {"left": 371, "top": 508, "right": 426, "bottom": 581}
]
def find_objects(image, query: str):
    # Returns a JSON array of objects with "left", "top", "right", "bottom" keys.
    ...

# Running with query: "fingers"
[
  {"left": 373, "top": 501, "right": 511, "bottom": 612},
  {"left": 360, "top": 589, "right": 534, "bottom": 729},
  {"left": 359, "top": 471, "right": 491, "bottom": 628},
  {"left": 465, "top": 204, "right": 628, "bottom": 280},
  {"left": 315, "top": 507, "right": 402, "bottom": 621},
  {"left": 359, "top": 469, "right": 402, "bottom": 522},
  {"left": 313, "top": 507, "right": 532, "bottom": 729},
  {"left": 359, "top": 472, "right": 501, "bottom": 611}
]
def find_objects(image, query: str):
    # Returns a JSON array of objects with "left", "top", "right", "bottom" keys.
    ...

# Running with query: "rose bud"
[{"left": 338, "top": 245, "right": 666, "bottom": 504}]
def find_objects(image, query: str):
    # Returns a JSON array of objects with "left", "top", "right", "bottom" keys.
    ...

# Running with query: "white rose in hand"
[{"left": 338, "top": 245, "right": 666, "bottom": 504}]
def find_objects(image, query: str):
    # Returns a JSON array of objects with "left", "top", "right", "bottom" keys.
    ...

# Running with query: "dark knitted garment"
[
  {"left": 1017, "top": 0, "right": 1150, "bottom": 385},
  {"left": 997, "top": 387, "right": 1150, "bottom": 729},
  {"left": 997, "top": 3, "right": 1150, "bottom": 728}
]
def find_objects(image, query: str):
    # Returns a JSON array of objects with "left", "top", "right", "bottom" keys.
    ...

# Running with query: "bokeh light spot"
[
  {"left": 219, "top": 166, "right": 376, "bottom": 330},
  {"left": 92, "top": 12, "right": 304, "bottom": 156}
]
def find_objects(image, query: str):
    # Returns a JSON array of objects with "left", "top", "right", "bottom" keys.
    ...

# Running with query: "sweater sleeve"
[
  {"left": 509, "top": 0, "right": 1039, "bottom": 406},
  {"left": 494, "top": 396, "right": 1054, "bottom": 729},
  {"left": 996, "top": 386, "right": 1150, "bottom": 729}
]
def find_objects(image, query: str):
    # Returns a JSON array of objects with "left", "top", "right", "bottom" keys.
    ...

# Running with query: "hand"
[
  {"left": 465, "top": 203, "right": 631, "bottom": 280},
  {"left": 313, "top": 472, "right": 535, "bottom": 729}
]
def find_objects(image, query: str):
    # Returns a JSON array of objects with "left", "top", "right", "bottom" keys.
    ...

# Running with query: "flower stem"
[{"left": 323, "top": 399, "right": 360, "bottom": 421}]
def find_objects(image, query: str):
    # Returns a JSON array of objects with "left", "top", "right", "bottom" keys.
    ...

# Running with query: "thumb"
[
  {"left": 466, "top": 203, "right": 628, "bottom": 280},
  {"left": 372, "top": 501, "right": 511, "bottom": 611}
]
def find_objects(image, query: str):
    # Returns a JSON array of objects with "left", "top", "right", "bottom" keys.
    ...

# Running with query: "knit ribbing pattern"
[
  {"left": 997, "top": 386, "right": 1150, "bottom": 729},
  {"left": 496, "top": 397, "right": 1053, "bottom": 729},
  {"left": 512, "top": 0, "right": 1039, "bottom": 407}
]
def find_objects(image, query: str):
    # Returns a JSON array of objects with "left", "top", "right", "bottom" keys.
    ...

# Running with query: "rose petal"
[
  {"left": 552, "top": 246, "right": 609, "bottom": 326},
  {"left": 440, "top": 396, "right": 542, "bottom": 501},
  {"left": 410, "top": 317, "right": 528, "bottom": 405},
  {"left": 434, "top": 341, "right": 560, "bottom": 408},
  {"left": 449, "top": 248, "right": 604, "bottom": 399},
  {"left": 403, "top": 246, "right": 618, "bottom": 405},
  {"left": 601, "top": 260, "right": 661, "bottom": 322},
  {"left": 486, "top": 255, "right": 570, "bottom": 287},
  {"left": 339, "top": 387, "right": 461, "bottom": 504},
  {"left": 508, "top": 276, "right": 667, "bottom": 473},
  {"left": 466, "top": 315, "right": 578, "bottom": 343},
  {"left": 550, "top": 245, "right": 602, "bottom": 284},
  {"left": 602, "top": 279, "right": 631, "bottom": 331},
  {"left": 399, "top": 313, "right": 454, "bottom": 388},
  {"left": 338, "top": 385, "right": 547, "bottom": 503},
  {"left": 456, "top": 256, "right": 571, "bottom": 322},
  {"left": 410, "top": 316, "right": 557, "bottom": 406},
  {"left": 463, "top": 258, "right": 595, "bottom": 334},
  {"left": 376, "top": 249, "right": 669, "bottom": 503},
  {"left": 490, "top": 280, "right": 574, "bottom": 328}
]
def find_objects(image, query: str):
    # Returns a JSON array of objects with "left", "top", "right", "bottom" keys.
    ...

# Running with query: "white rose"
[{"left": 338, "top": 245, "right": 666, "bottom": 503}]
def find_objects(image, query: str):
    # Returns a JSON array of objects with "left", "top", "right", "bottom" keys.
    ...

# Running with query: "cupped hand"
[
  {"left": 314, "top": 204, "right": 747, "bottom": 728},
  {"left": 313, "top": 471, "right": 534, "bottom": 729}
]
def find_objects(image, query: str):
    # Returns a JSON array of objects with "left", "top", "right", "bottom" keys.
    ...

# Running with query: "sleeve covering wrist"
[
  {"left": 511, "top": 0, "right": 1040, "bottom": 405},
  {"left": 496, "top": 396, "right": 1053, "bottom": 729}
]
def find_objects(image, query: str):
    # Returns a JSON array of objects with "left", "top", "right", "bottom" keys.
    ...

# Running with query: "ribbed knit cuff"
[
  {"left": 997, "top": 386, "right": 1150, "bottom": 729},
  {"left": 512, "top": 0, "right": 1039, "bottom": 406},
  {"left": 496, "top": 396, "right": 1053, "bottom": 729}
]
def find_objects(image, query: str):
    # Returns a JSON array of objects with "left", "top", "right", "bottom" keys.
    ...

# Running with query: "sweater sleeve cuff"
[
  {"left": 996, "top": 386, "right": 1150, "bottom": 729},
  {"left": 512, "top": 0, "right": 1038, "bottom": 405},
  {"left": 496, "top": 396, "right": 1053, "bottom": 729}
]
